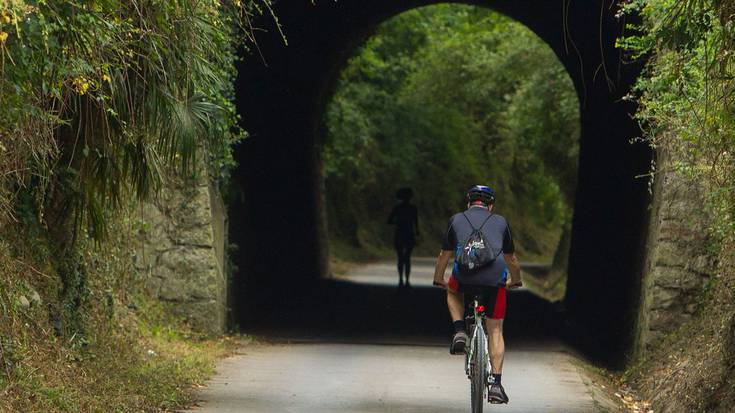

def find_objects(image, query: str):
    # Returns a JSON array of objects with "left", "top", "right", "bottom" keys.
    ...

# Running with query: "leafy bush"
[
  {"left": 323, "top": 4, "right": 580, "bottom": 260},
  {"left": 0, "top": 0, "right": 275, "bottom": 347},
  {"left": 618, "top": 1, "right": 735, "bottom": 411},
  {"left": 622, "top": 0, "right": 734, "bottom": 246},
  {"left": 0, "top": 0, "right": 275, "bottom": 234}
]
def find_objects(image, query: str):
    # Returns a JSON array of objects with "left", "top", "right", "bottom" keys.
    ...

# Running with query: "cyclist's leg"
[
  {"left": 446, "top": 276, "right": 464, "bottom": 321},
  {"left": 487, "top": 317, "right": 509, "bottom": 404},
  {"left": 483, "top": 287, "right": 509, "bottom": 403},
  {"left": 447, "top": 276, "right": 468, "bottom": 354},
  {"left": 484, "top": 287, "right": 507, "bottom": 374},
  {"left": 486, "top": 319, "right": 504, "bottom": 374}
]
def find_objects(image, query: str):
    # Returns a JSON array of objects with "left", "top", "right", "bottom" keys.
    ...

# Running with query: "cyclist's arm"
[
  {"left": 504, "top": 253, "right": 522, "bottom": 287},
  {"left": 433, "top": 249, "right": 453, "bottom": 287},
  {"left": 435, "top": 219, "right": 456, "bottom": 287},
  {"left": 502, "top": 221, "right": 522, "bottom": 288}
]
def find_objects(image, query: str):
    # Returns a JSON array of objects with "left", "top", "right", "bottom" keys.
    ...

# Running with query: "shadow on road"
[{"left": 239, "top": 279, "right": 565, "bottom": 350}]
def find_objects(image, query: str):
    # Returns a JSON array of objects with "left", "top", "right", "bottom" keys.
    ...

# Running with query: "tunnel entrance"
[
  {"left": 321, "top": 5, "right": 580, "bottom": 303},
  {"left": 231, "top": 0, "right": 651, "bottom": 365}
]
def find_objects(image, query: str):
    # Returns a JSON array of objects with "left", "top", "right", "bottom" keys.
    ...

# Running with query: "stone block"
[
  {"left": 170, "top": 222, "right": 213, "bottom": 247},
  {"left": 648, "top": 309, "right": 692, "bottom": 331},
  {"left": 158, "top": 275, "right": 190, "bottom": 302},
  {"left": 651, "top": 287, "right": 680, "bottom": 309},
  {"left": 159, "top": 248, "right": 216, "bottom": 279},
  {"left": 653, "top": 241, "right": 687, "bottom": 267},
  {"left": 170, "top": 186, "right": 212, "bottom": 227},
  {"left": 134, "top": 163, "right": 227, "bottom": 335},
  {"left": 178, "top": 299, "right": 226, "bottom": 335},
  {"left": 636, "top": 157, "right": 716, "bottom": 355},
  {"left": 653, "top": 268, "right": 704, "bottom": 290}
]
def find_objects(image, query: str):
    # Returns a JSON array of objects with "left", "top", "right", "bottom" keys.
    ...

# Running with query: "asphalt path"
[
  {"left": 335, "top": 257, "right": 549, "bottom": 289},
  {"left": 183, "top": 259, "right": 605, "bottom": 413}
]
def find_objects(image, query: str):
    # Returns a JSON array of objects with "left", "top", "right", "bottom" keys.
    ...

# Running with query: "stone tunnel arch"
[{"left": 231, "top": 0, "right": 651, "bottom": 364}]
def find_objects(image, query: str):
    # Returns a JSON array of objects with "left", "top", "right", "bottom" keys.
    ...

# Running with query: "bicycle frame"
[{"left": 465, "top": 298, "right": 492, "bottom": 381}]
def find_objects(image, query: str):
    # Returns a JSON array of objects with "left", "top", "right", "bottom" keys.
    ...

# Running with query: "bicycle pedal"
[{"left": 488, "top": 394, "right": 509, "bottom": 404}]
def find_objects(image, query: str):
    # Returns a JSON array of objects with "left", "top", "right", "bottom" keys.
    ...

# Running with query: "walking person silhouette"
[{"left": 387, "top": 187, "right": 419, "bottom": 288}]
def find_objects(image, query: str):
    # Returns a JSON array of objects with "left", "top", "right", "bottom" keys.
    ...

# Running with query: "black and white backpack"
[{"left": 456, "top": 212, "right": 501, "bottom": 275}]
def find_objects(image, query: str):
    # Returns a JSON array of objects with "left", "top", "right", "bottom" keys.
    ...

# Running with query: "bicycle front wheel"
[{"left": 469, "top": 328, "right": 488, "bottom": 413}]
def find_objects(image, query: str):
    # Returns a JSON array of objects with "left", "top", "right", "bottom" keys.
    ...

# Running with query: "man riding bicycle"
[{"left": 433, "top": 185, "right": 522, "bottom": 404}]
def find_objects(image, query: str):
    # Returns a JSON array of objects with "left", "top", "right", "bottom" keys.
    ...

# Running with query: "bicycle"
[
  {"left": 435, "top": 280, "right": 522, "bottom": 411},
  {"left": 433, "top": 283, "right": 492, "bottom": 412},
  {"left": 465, "top": 294, "right": 492, "bottom": 413}
]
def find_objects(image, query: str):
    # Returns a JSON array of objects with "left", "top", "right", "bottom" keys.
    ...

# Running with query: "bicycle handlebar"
[
  {"left": 507, "top": 281, "right": 523, "bottom": 289},
  {"left": 434, "top": 281, "right": 523, "bottom": 289}
]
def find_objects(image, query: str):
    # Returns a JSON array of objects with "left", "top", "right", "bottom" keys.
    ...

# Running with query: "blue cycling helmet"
[{"left": 466, "top": 185, "right": 495, "bottom": 205}]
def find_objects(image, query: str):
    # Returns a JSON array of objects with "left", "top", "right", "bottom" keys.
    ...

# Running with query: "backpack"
[{"left": 456, "top": 212, "right": 501, "bottom": 275}]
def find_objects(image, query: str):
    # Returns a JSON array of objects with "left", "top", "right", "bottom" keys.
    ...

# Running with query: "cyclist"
[{"left": 433, "top": 185, "right": 522, "bottom": 404}]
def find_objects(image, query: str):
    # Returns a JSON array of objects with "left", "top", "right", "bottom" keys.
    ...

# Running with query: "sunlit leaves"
[
  {"left": 621, "top": 0, "right": 735, "bottom": 246},
  {"left": 323, "top": 4, "right": 580, "bottom": 251},
  {"left": 0, "top": 0, "right": 268, "bottom": 236}
]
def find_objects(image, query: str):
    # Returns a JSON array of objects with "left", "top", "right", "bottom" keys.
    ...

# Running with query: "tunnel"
[{"left": 231, "top": 0, "right": 651, "bottom": 365}]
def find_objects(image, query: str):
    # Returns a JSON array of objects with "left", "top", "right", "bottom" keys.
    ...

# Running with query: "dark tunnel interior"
[{"left": 229, "top": 0, "right": 652, "bottom": 366}]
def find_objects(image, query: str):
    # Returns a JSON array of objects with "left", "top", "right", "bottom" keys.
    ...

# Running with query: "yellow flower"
[
  {"left": 102, "top": 74, "right": 111, "bottom": 83},
  {"left": 0, "top": 31, "right": 8, "bottom": 44},
  {"left": 73, "top": 76, "right": 91, "bottom": 95},
  {"left": 1, "top": 12, "right": 11, "bottom": 25}
]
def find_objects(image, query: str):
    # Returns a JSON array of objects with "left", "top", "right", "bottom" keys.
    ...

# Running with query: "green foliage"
[
  {"left": 620, "top": 0, "right": 735, "bottom": 246},
  {"left": 0, "top": 0, "right": 276, "bottom": 338},
  {"left": 0, "top": 0, "right": 272, "bottom": 236},
  {"left": 618, "top": 2, "right": 735, "bottom": 411},
  {"left": 324, "top": 4, "right": 580, "bottom": 258}
]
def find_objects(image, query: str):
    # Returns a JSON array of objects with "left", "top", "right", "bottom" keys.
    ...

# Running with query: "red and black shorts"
[{"left": 447, "top": 275, "right": 507, "bottom": 320}]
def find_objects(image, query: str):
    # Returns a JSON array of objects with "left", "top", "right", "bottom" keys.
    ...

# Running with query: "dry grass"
[
  {"left": 0, "top": 219, "right": 237, "bottom": 412},
  {"left": 623, "top": 244, "right": 735, "bottom": 412}
]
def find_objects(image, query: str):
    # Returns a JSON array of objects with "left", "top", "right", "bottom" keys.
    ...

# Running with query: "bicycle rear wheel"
[{"left": 469, "top": 327, "right": 487, "bottom": 413}]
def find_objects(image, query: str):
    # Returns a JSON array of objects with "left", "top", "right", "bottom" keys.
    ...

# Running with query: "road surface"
[
  {"left": 336, "top": 257, "right": 548, "bottom": 289},
  {"left": 183, "top": 259, "right": 608, "bottom": 412}
]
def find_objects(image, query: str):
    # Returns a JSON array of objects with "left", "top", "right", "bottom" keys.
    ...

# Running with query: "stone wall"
[
  {"left": 636, "top": 151, "right": 716, "bottom": 352},
  {"left": 134, "top": 167, "right": 227, "bottom": 334}
]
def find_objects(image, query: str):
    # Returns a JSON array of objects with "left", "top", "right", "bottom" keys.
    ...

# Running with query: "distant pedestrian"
[{"left": 387, "top": 187, "right": 419, "bottom": 288}]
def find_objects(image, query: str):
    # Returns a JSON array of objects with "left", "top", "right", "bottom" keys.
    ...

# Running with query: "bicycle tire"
[{"left": 470, "top": 327, "right": 487, "bottom": 413}]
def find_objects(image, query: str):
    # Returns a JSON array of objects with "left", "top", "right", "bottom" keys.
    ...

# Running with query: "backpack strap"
[
  {"left": 478, "top": 213, "right": 494, "bottom": 230},
  {"left": 461, "top": 212, "right": 476, "bottom": 230},
  {"left": 462, "top": 211, "right": 493, "bottom": 231}
]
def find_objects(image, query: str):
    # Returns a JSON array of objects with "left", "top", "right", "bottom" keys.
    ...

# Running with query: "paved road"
[
  {"left": 182, "top": 342, "right": 597, "bottom": 413},
  {"left": 184, "top": 260, "right": 604, "bottom": 412},
  {"left": 336, "top": 257, "right": 548, "bottom": 290}
]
